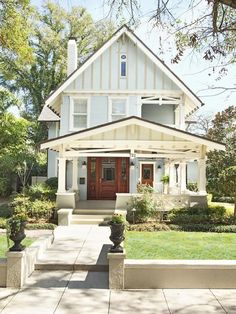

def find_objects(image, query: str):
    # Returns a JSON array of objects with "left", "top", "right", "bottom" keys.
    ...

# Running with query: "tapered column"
[
  {"left": 180, "top": 161, "right": 187, "bottom": 193},
  {"left": 58, "top": 157, "right": 66, "bottom": 193},
  {"left": 169, "top": 163, "right": 176, "bottom": 188},
  {"left": 72, "top": 157, "right": 78, "bottom": 191},
  {"left": 197, "top": 158, "right": 206, "bottom": 195}
]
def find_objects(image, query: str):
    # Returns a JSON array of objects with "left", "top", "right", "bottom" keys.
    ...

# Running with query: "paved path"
[
  {"left": 1, "top": 225, "right": 236, "bottom": 313},
  {"left": 1, "top": 271, "right": 236, "bottom": 313}
]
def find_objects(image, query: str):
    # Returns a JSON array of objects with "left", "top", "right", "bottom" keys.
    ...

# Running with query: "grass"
[
  {"left": 125, "top": 231, "right": 236, "bottom": 260},
  {"left": 0, "top": 235, "right": 34, "bottom": 258}
]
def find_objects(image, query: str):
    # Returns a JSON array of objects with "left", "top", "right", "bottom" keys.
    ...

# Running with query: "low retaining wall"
[
  {"left": 125, "top": 260, "right": 236, "bottom": 289},
  {"left": 108, "top": 254, "right": 236, "bottom": 289},
  {"left": 0, "top": 258, "right": 7, "bottom": 287},
  {"left": 0, "top": 234, "right": 53, "bottom": 288}
]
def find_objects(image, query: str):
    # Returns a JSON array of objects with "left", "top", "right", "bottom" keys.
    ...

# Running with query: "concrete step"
[
  {"left": 72, "top": 214, "right": 112, "bottom": 220},
  {"left": 71, "top": 218, "right": 106, "bottom": 225},
  {"left": 35, "top": 263, "right": 108, "bottom": 271},
  {"left": 73, "top": 209, "right": 115, "bottom": 215}
]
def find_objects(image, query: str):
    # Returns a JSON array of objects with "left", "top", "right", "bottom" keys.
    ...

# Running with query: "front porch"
[{"left": 41, "top": 116, "right": 225, "bottom": 212}]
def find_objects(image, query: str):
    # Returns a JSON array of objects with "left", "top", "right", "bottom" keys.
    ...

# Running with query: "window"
[
  {"left": 110, "top": 98, "right": 127, "bottom": 121},
  {"left": 70, "top": 98, "right": 88, "bottom": 130},
  {"left": 120, "top": 54, "right": 127, "bottom": 77}
]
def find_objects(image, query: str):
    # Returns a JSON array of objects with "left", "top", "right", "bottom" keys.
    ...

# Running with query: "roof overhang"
[
  {"left": 43, "top": 25, "right": 203, "bottom": 116},
  {"left": 40, "top": 117, "right": 225, "bottom": 158}
]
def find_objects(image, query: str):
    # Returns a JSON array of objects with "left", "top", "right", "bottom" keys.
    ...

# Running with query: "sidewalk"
[{"left": 1, "top": 225, "right": 236, "bottom": 313}]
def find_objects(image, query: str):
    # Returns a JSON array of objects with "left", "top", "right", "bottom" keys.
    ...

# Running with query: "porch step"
[
  {"left": 73, "top": 209, "right": 114, "bottom": 215},
  {"left": 71, "top": 214, "right": 111, "bottom": 225}
]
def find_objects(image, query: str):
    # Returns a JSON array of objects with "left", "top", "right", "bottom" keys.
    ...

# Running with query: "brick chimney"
[{"left": 67, "top": 37, "right": 77, "bottom": 76}]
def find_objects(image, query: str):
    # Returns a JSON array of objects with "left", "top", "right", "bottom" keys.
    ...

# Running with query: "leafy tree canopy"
[
  {"left": 206, "top": 105, "right": 236, "bottom": 199},
  {"left": 106, "top": 0, "right": 236, "bottom": 73}
]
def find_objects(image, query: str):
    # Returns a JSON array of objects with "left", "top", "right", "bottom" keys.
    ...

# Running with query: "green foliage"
[
  {"left": 161, "top": 175, "right": 169, "bottom": 184},
  {"left": 207, "top": 106, "right": 236, "bottom": 199},
  {"left": 169, "top": 224, "right": 236, "bottom": 233},
  {"left": 111, "top": 213, "right": 127, "bottom": 224},
  {"left": 27, "top": 199, "right": 55, "bottom": 222},
  {"left": 128, "top": 193, "right": 157, "bottom": 223},
  {"left": 186, "top": 182, "right": 198, "bottom": 192},
  {"left": 128, "top": 222, "right": 170, "bottom": 232},
  {"left": 169, "top": 205, "right": 227, "bottom": 225},
  {"left": 45, "top": 177, "right": 58, "bottom": 190},
  {"left": 0, "top": 204, "right": 12, "bottom": 218},
  {"left": 137, "top": 183, "right": 154, "bottom": 193},
  {"left": 26, "top": 183, "right": 56, "bottom": 201},
  {"left": 212, "top": 196, "right": 234, "bottom": 203},
  {"left": 25, "top": 223, "right": 56, "bottom": 230},
  {"left": 0, "top": 177, "right": 13, "bottom": 197},
  {"left": 0, "top": 217, "right": 6, "bottom": 229}
]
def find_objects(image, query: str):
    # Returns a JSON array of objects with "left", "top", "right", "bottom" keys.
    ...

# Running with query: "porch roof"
[{"left": 40, "top": 116, "right": 225, "bottom": 158}]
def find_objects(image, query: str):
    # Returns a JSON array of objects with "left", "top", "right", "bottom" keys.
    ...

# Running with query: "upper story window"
[
  {"left": 110, "top": 98, "right": 127, "bottom": 121},
  {"left": 120, "top": 54, "right": 127, "bottom": 77},
  {"left": 70, "top": 97, "right": 89, "bottom": 130}
]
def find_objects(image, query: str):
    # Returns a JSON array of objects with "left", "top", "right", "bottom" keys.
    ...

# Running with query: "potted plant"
[
  {"left": 161, "top": 175, "right": 169, "bottom": 194},
  {"left": 6, "top": 212, "right": 28, "bottom": 251},
  {"left": 109, "top": 213, "right": 126, "bottom": 253}
]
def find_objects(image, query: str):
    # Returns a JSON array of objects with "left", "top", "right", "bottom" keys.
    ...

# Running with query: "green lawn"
[
  {"left": 0, "top": 235, "right": 34, "bottom": 258},
  {"left": 125, "top": 231, "right": 236, "bottom": 260}
]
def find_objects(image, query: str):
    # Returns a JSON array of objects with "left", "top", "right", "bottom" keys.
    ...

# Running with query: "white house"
[{"left": 39, "top": 25, "right": 225, "bottom": 209}]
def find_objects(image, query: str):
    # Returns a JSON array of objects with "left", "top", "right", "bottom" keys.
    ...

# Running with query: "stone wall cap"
[
  {"left": 6, "top": 251, "right": 25, "bottom": 258},
  {"left": 108, "top": 251, "right": 126, "bottom": 259},
  {"left": 58, "top": 208, "right": 73, "bottom": 213}
]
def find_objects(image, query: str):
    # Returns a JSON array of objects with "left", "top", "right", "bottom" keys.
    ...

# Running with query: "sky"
[{"left": 30, "top": 0, "right": 236, "bottom": 118}]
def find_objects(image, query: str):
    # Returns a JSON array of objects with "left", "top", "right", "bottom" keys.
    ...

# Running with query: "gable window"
[
  {"left": 110, "top": 98, "right": 127, "bottom": 121},
  {"left": 120, "top": 54, "right": 127, "bottom": 77},
  {"left": 70, "top": 97, "right": 89, "bottom": 130}
]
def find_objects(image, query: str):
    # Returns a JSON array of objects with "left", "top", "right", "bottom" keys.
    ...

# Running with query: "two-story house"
[{"left": 39, "top": 25, "right": 224, "bottom": 210}]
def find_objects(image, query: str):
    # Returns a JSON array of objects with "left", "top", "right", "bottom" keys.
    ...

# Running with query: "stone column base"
[
  {"left": 56, "top": 192, "right": 75, "bottom": 209},
  {"left": 107, "top": 251, "right": 126, "bottom": 289},
  {"left": 6, "top": 251, "right": 26, "bottom": 288}
]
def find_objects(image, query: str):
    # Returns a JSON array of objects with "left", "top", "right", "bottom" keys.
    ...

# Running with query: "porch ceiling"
[{"left": 40, "top": 116, "right": 225, "bottom": 159}]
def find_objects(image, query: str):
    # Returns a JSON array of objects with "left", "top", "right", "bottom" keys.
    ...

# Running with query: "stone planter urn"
[
  {"left": 109, "top": 223, "right": 125, "bottom": 253},
  {"left": 9, "top": 221, "right": 27, "bottom": 251},
  {"left": 109, "top": 213, "right": 126, "bottom": 253}
]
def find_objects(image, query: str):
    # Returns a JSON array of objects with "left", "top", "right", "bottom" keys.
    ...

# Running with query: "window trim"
[
  {"left": 120, "top": 53, "right": 127, "bottom": 78},
  {"left": 69, "top": 96, "right": 90, "bottom": 131},
  {"left": 108, "top": 96, "right": 128, "bottom": 122}
]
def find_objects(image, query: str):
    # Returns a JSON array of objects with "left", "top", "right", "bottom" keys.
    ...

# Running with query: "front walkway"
[{"left": 1, "top": 225, "right": 236, "bottom": 313}]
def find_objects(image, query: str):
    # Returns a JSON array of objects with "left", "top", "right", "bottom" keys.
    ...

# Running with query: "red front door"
[
  {"left": 141, "top": 164, "right": 154, "bottom": 187},
  {"left": 87, "top": 157, "right": 129, "bottom": 200}
]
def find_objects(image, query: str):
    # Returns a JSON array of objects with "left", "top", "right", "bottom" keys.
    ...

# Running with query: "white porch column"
[
  {"left": 197, "top": 158, "right": 207, "bottom": 195},
  {"left": 180, "top": 161, "right": 187, "bottom": 193},
  {"left": 169, "top": 163, "right": 176, "bottom": 189},
  {"left": 58, "top": 157, "right": 66, "bottom": 193},
  {"left": 72, "top": 157, "right": 78, "bottom": 191}
]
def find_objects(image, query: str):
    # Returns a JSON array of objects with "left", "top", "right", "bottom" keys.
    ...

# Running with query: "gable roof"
[
  {"left": 38, "top": 105, "right": 60, "bottom": 122},
  {"left": 44, "top": 25, "right": 203, "bottom": 113},
  {"left": 40, "top": 116, "right": 224, "bottom": 152}
]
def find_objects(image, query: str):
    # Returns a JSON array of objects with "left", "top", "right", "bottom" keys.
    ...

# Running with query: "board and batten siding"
[{"left": 65, "top": 35, "right": 180, "bottom": 92}]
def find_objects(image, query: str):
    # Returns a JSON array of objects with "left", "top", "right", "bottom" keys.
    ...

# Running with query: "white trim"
[
  {"left": 69, "top": 96, "right": 90, "bottom": 131},
  {"left": 139, "top": 161, "right": 156, "bottom": 187},
  {"left": 64, "top": 89, "right": 183, "bottom": 95},
  {"left": 41, "top": 118, "right": 225, "bottom": 151},
  {"left": 108, "top": 96, "right": 129, "bottom": 122},
  {"left": 124, "top": 30, "right": 202, "bottom": 107},
  {"left": 44, "top": 26, "right": 201, "bottom": 109}
]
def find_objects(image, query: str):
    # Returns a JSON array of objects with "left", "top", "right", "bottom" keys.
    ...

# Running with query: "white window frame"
[
  {"left": 108, "top": 96, "right": 128, "bottom": 122},
  {"left": 120, "top": 53, "right": 127, "bottom": 78},
  {"left": 69, "top": 96, "right": 90, "bottom": 131}
]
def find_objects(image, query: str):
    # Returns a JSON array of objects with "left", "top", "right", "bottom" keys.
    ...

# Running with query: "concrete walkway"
[
  {"left": 1, "top": 271, "right": 236, "bottom": 313},
  {"left": 1, "top": 225, "right": 236, "bottom": 313}
]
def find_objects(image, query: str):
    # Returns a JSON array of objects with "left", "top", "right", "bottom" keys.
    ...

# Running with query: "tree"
[
  {"left": 1, "top": 2, "right": 114, "bottom": 120},
  {"left": 218, "top": 166, "right": 236, "bottom": 215},
  {"left": 187, "top": 112, "right": 214, "bottom": 136},
  {"left": 206, "top": 106, "right": 236, "bottom": 200},
  {"left": 0, "top": 0, "right": 33, "bottom": 65},
  {"left": 106, "top": 0, "right": 236, "bottom": 74}
]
